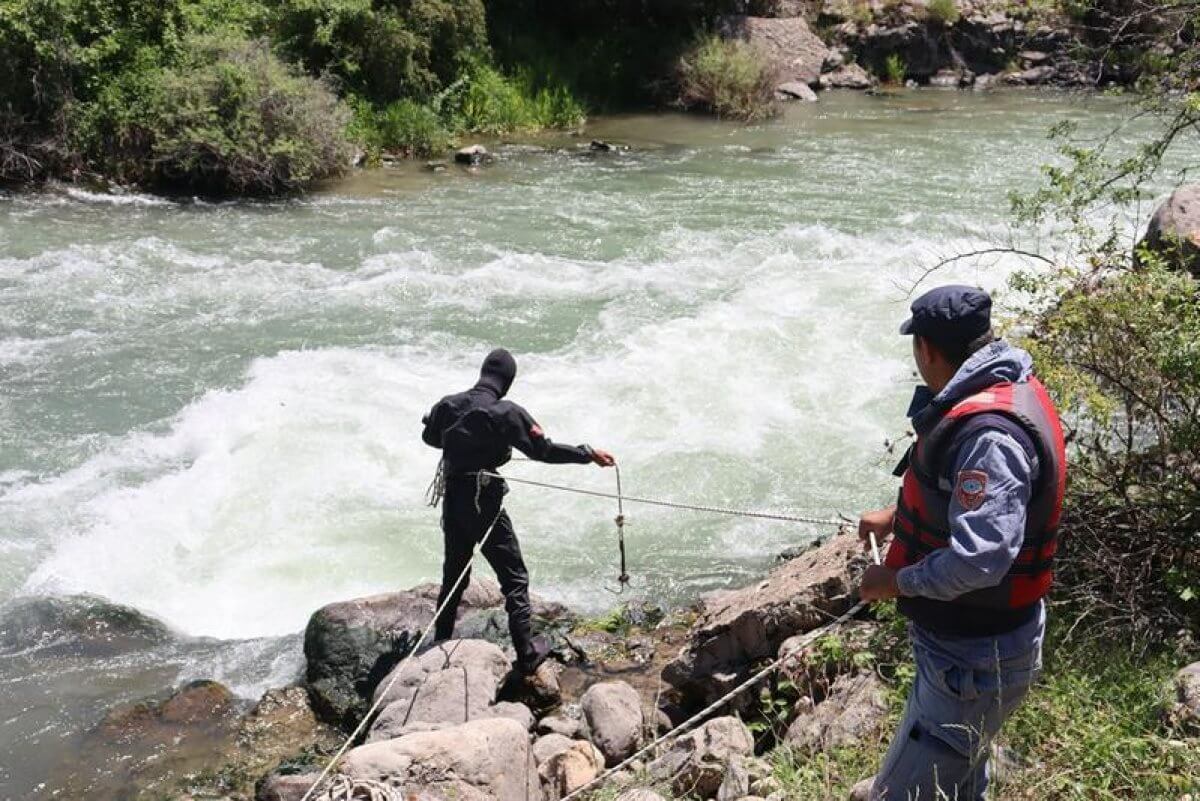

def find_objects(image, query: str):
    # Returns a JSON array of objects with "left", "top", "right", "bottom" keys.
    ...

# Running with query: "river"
[{"left": 0, "top": 90, "right": 1154, "bottom": 798}]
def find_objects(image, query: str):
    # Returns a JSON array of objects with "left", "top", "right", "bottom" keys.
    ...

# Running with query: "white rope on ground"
[
  {"left": 298, "top": 499, "right": 506, "bottom": 801},
  {"left": 477, "top": 470, "right": 842, "bottom": 527},
  {"left": 558, "top": 532, "right": 884, "bottom": 801}
]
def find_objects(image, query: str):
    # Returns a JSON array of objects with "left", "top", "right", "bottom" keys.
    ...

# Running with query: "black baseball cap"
[{"left": 900, "top": 285, "right": 992, "bottom": 341}]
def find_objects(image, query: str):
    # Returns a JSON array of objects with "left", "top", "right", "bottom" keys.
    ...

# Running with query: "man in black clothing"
[{"left": 421, "top": 348, "right": 616, "bottom": 674}]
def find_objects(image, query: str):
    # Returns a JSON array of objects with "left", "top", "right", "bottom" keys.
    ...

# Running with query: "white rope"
[
  {"left": 558, "top": 531, "right": 883, "bottom": 801},
  {"left": 477, "top": 470, "right": 842, "bottom": 527},
  {"left": 299, "top": 500, "right": 505, "bottom": 801}
]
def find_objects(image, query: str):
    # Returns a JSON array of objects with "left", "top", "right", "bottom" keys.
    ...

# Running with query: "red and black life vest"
[{"left": 887, "top": 377, "right": 1067, "bottom": 635}]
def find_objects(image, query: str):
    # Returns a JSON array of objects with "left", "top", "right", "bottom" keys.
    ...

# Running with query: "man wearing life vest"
[{"left": 856, "top": 285, "right": 1066, "bottom": 801}]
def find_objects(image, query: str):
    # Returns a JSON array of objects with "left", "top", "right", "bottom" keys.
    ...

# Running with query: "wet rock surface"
[{"left": 0, "top": 594, "right": 172, "bottom": 656}]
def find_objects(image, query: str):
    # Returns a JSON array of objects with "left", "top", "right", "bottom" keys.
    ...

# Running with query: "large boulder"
[
  {"left": 663, "top": 532, "right": 867, "bottom": 705},
  {"left": 819, "top": 63, "right": 874, "bottom": 89},
  {"left": 367, "top": 639, "right": 510, "bottom": 741},
  {"left": 341, "top": 717, "right": 539, "bottom": 801},
  {"left": 538, "top": 740, "right": 605, "bottom": 799},
  {"left": 304, "top": 579, "right": 567, "bottom": 728},
  {"left": 648, "top": 716, "right": 754, "bottom": 798},
  {"left": 717, "top": 16, "right": 830, "bottom": 86},
  {"left": 581, "top": 681, "right": 644, "bottom": 766},
  {"left": 1140, "top": 185, "right": 1200, "bottom": 277},
  {"left": 1172, "top": 661, "right": 1200, "bottom": 732},
  {"left": 784, "top": 672, "right": 889, "bottom": 752}
]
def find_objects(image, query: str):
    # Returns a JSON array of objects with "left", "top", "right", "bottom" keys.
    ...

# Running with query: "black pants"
[{"left": 434, "top": 478, "right": 537, "bottom": 669}]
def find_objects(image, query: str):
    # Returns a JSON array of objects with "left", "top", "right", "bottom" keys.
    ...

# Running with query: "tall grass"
[{"left": 675, "top": 35, "right": 779, "bottom": 122}]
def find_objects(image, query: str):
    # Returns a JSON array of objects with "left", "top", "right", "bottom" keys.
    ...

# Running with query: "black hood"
[{"left": 475, "top": 348, "right": 517, "bottom": 397}]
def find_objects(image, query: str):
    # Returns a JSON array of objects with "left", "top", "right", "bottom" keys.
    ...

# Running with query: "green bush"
[
  {"left": 448, "top": 63, "right": 585, "bottom": 134},
  {"left": 272, "top": 0, "right": 489, "bottom": 104},
  {"left": 1013, "top": 262, "right": 1200, "bottom": 637},
  {"left": 135, "top": 35, "right": 353, "bottom": 193},
  {"left": 926, "top": 0, "right": 960, "bottom": 25},
  {"left": 883, "top": 53, "right": 907, "bottom": 84},
  {"left": 675, "top": 35, "right": 778, "bottom": 122},
  {"left": 356, "top": 98, "right": 452, "bottom": 157}
]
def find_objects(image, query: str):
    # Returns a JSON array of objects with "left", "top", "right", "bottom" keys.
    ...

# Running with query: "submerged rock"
[
  {"left": 341, "top": 717, "right": 539, "bottom": 801},
  {"left": 0, "top": 594, "right": 172, "bottom": 656},
  {"left": 663, "top": 531, "right": 866, "bottom": 705},
  {"left": 455, "top": 145, "right": 490, "bottom": 166},
  {"left": 1140, "top": 184, "right": 1200, "bottom": 277}
]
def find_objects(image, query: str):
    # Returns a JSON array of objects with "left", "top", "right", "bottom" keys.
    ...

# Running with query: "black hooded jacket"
[{"left": 421, "top": 348, "right": 593, "bottom": 475}]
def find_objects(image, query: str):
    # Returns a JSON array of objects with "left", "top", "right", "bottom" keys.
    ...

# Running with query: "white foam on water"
[{"left": 6, "top": 213, "right": 1027, "bottom": 638}]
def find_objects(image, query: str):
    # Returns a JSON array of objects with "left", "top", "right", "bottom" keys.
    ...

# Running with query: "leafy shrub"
[
  {"left": 675, "top": 35, "right": 778, "bottom": 122},
  {"left": 926, "top": 0, "right": 961, "bottom": 25},
  {"left": 447, "top": 63, "right": 585, "bottom": 134},
  {"left": 0, "top": 0, "right": 192, "bottom": 180},
  {"left": 1014, "top": 262, "right": 1200, "bottom": 638},
  {"left": 273, "top": 0, "right": 489, "bottom": 104},
  {"left": 137, "top": 36, "right": 353, "bottom": 193},
  {"left": 883, "top": 53, "right": 907, "bottom": 84},
  {"left": 356, "top": 98, "right": 452, "bottom": 157}
]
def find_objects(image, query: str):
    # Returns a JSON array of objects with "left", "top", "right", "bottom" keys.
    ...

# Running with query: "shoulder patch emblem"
[
  {"left": 955, "top": 469, "right": 988, "bottom": 510},
  {"left": 529, "top": 423, "right": 544, "bottom": 439}
]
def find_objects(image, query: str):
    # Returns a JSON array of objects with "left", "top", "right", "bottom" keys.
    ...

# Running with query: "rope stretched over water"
[{"left": 476, "top": 469, "right": 843, "bottom": 527}]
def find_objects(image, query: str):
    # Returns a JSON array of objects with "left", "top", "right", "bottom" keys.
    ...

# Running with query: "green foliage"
[
  {"left": 1004, "top": 51, "right": 1200, "bottom": 637},
  {"left": 484, "top": 0, "right": 737, "bottom": 111},
  {"left": 675, "top": 35, "right": 778, "bottom": 122},
  {"left": 272, "top": 0, "right": 489, "bottom": 104},
  {"left": 136, "top": 35, "right": 352, "bottom": 193},
  {"left": 926, "top": 0, "right": 961, "bottom": 24},
  {"left": 883, "top": 53, "right": 907, "bottom": 85},
  {"left": 1001, "top": 633, "right": 1200, "bottom": 799},
  {"left": 353, "top": 98, "right": 451, "bottom": 157},
  {"left": 765, "top": 618, "right": 1200, "bottom": 800},
  {"left": 448, "top": 63, "right": 585, "bottom": 134}
]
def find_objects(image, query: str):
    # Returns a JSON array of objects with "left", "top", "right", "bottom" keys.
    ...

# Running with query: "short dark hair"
[{"left": 922, "top": 329, "right": 996, "bottom": 367}]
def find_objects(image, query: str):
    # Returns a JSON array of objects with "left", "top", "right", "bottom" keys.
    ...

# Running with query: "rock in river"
[{"left": 1140, "top": 184, "right": 1200, "bottom": 277}]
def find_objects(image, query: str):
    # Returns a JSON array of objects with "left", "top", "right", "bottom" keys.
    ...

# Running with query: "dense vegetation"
[{"left": 0, "top": 0, "right": 602, "bottom": 192}]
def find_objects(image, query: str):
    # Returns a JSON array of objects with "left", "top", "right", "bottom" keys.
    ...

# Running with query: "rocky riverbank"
[{"left": 14, "top": 518, "right": 1200, "bottom": 801}]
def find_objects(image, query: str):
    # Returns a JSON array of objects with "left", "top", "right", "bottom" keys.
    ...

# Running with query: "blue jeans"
[{"left": 871, "top": 608, "right": 1044, "bottom": 801}]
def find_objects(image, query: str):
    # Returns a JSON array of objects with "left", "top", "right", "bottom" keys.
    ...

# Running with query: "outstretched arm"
[{"left": 502, "top": 403, "right": 613, "bottom": 466}]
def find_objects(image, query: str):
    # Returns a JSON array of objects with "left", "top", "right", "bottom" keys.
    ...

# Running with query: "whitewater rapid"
[{"left": 0, "top": 92, "right": 1141, "bottom": 643}]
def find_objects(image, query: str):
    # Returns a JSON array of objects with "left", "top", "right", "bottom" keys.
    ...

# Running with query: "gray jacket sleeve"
[{"left": 896, "top": 430, "right": 1037, "bottom": 601}]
